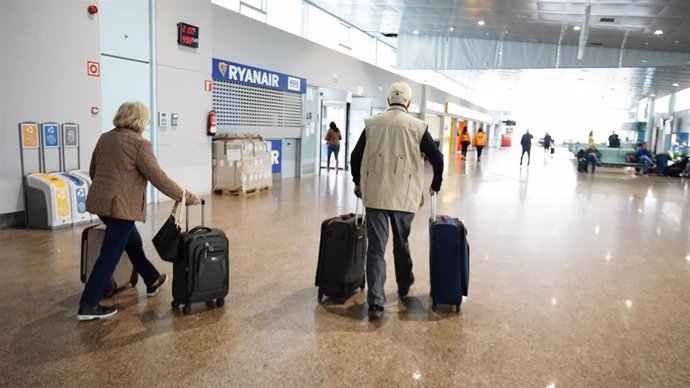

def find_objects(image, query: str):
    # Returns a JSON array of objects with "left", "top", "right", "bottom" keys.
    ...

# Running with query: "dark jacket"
[
  {"left": 521, "top": 133, "right": 533, "bottom": 149},
  {"left": 543, "top": 135, "right": 552, "bottom": 148}
]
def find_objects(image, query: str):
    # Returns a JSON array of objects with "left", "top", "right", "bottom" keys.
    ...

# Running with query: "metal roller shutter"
[{"left": 212, "top": 79, "right": 302, "bottom": 131}]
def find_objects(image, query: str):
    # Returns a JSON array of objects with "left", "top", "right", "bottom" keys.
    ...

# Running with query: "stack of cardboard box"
[{"left": 212, "top": 136, "right": 273, "bottom": 192}]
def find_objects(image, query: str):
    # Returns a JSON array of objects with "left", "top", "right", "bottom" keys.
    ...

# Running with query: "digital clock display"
[{"left": 178, "top": 22, "right": 199, "bottom": 48}]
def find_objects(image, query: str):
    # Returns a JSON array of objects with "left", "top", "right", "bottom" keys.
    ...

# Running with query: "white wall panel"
[
  {"left": 0, "top": 0, "right": 101, "bottom": 215},
  {"left": 156, "top": 0, "right": 213, "bottom": 199},
  {"left": 99, "top": 0, "right": 150, "bottom": 61}
]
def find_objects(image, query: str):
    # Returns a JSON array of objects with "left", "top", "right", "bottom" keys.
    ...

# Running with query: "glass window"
[
  {"left": 655, "top": 95, "right": 670, "bottom": 115},
  {"left": 241, "top": 0, "right": 266, "bottom": 22},
  {"left": 673, "top": 88, "right": 690, "bottom": 112},
  {"left": 212, "top": 0, "right": 240, "bottom": 12},
  {"left": 338, "top": 22, "right": 351, "bottom": 49},
  {"left": 349, "top": 28, "right": 376, "bottom": 64},
  {"left": 376, "top": 40, "right": 397, "bottom": 71},
  {"left": 266, "top": 0, "right": 303, "bottom": 37},
  {"left": 241, "top": 0, "right": 265, "bottom": 11},
  {"left": 306, "top": 5, "right": 339, "bottom": 48}
]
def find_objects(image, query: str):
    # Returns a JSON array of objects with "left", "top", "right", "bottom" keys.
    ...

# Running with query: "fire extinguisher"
[{"left": 207, "top": 110, "right": 217, "bottom": 136}]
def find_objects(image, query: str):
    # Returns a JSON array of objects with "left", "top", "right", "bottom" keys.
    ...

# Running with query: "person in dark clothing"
[
  {"left": 350, "top": 82, "right": 443, "bottom": 319},
  {"left": 543, "top": 132, "right": 553, "bottom": 154},
  {"left": 576, "top": 149, "right": 588, "bottom": 172},
  {"left": 520, "top": 130, "right": 533, "bottom": 166},
  {"left": 635, "top": 142, "right": 656, "bottom": 175},
  {"left": 608, "top": 131, "right": 620, "bottom": 148},
  {"left": 586, "top": 145, "right": 602, "bottom": 173}
]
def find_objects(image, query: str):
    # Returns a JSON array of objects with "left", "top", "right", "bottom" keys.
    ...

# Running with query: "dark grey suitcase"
[
  {"left": 315, "top": 200, "right": 366, "bottom": 303},
  {"left": 429, "top": 196, "right": 469, "bottom": 313},
  {"left": 171, "top": 200, "right": 229, "bottom": 314}
]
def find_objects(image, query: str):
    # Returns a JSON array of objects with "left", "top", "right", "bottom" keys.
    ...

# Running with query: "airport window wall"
[{"left": 211, "top": 0, "right": 481, "bottom": 110}]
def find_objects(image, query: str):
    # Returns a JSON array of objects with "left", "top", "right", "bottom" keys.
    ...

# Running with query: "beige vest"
[{"left": 361, "top": 106, "right": 427, "bottom": 213}]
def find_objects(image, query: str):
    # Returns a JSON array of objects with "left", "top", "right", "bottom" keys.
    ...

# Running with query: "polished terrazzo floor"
[{"left": 1, "top": 146, "right": 689, "bottom": 387}]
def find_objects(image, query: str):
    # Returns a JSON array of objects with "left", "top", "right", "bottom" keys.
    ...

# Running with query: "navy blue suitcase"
[{"left": 429, "top": 196, "right": 469, "bottom": 313}]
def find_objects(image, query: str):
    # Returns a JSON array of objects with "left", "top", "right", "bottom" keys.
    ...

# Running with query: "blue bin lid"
[{"left": 60, "top": 173, "right": 85, "bottom": 186}]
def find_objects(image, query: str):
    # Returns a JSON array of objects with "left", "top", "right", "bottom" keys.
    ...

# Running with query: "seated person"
[
  {"left": 608, "top": 132, "right": 620, "bottom": 148},
  {"left": 635, "top": 142, "right": 656, "bottom": 175},
  {"left": 576, "top": 149, "right": 587, "bottom": 172},
  {"left": 586, "top": 145, "right": 601, "bottom": 173}
]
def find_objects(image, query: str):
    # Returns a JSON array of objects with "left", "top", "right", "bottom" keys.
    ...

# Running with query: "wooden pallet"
[{"left": 214, "top": 185, "right": 271, "bottom": 197}]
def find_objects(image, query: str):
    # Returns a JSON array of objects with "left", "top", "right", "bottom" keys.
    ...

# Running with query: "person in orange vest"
[
  {"left": 459, "top": 127, "right": 471, "bottom": 160},
  {"left": 473, "top": 128, "right": 487, "bottom": 161}
]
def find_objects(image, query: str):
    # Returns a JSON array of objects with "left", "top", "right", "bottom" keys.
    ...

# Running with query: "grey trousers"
[{"left": 365, "top": 208, "right": 415, "bottom": 306}]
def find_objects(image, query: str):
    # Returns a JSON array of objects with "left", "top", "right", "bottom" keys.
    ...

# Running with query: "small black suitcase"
[
  {"left": 315, "top": 200, "right": 366, "bottom": 303},
  {"left": 429, "top": 196, "right": 469, "bottom": 313},
  {"left": 171, "top": 199, "right": 229, "bottom": 314}
]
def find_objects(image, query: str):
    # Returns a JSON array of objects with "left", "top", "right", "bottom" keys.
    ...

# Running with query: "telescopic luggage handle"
[
  {"left": 430, "top": 194, "right": 437, "bottom": 221},
  {"left": 185, "top": 198, "right": 206, "bottom": 231}
]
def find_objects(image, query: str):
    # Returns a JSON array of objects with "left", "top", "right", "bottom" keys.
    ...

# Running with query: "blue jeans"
[
  {"left": 638, "top": 155, "right": 654, "bottom": 174},
  {"left": 79, "top": 216, "right": 160, "bottom": 308},
  {"left": 326, "top": 144, "right": 340, "bottom": 160},
  {"left": 587, "top": 155, "right": 600, "bottom": 173},
  {"left": 365, "top": 208, "right": 415, "bottom": 306}
]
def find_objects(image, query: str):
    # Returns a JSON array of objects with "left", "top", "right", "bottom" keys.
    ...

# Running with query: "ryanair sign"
[{"left": 212, "top": 58, "right": 306, "bottom": 94}]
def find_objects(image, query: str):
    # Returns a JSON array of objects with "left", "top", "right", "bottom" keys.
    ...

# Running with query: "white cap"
[{"left": 387, "top": 82, "right": 412, "bottom": 105}]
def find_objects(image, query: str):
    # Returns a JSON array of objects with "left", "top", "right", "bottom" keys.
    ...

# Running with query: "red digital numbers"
[{"left": 178, "top": 22, "right": 199, "bottom": 48}]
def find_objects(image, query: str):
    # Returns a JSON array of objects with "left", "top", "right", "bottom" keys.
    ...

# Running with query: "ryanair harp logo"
[{"left": 218, "top": 61, "right": 228, "bottom": 78}]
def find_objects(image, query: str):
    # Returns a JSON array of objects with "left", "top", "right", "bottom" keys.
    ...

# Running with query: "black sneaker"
[
  {"left": 77, "top": 305, "right": 118, "bottom": 321},
  {"left": 368, "top": 304, "right": 384, "bottom": 319},
  {"left": 146, "top": 274, "right": 168, "bottom": 297},
  {"left": 398, "top": 274, "right": 415, "bottom": 298}
]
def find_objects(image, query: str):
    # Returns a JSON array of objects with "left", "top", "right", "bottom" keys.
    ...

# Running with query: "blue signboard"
[
  {"left": 269, "top": 140, "right": 282, "bottom": 174},
  {"left": 212, "top": 58, "right": 306, "bottom": 94},
  {"left": 42, "top": 123, "right": 60, "bottom": 148}
]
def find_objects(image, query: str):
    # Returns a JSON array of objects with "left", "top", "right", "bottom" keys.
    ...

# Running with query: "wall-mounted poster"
[
  {"left": 42, "top": 123, "right": 60, "bottom": 148},
  {"left": 20, "top": 123, "right": 39, "bottom": 149},
  {"left": 63, "top": 124, "right": 79, "bottom": 148}
]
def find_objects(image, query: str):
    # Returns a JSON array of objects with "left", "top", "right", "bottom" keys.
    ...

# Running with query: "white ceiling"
[{"left": 307, "top": 0, "right": 690, "bottom": 111}]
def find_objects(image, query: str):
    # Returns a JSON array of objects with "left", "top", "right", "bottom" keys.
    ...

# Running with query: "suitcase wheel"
[
  {"left": 431, "top": 303, "right": 437, "bottom": 312},
  {"left": 455, "top": 304, "right": 461, "bottom": 314},
  {"left": 216, "top": 298, "right": 225, "bottom": 307},
  {"left": 317, "top": 290, "right": 324, "bottom": 302},
  {"left": 171, "top": 300, "right": 180, "bottom": 309},
  {"left": 182, "top": 305, "right": 192, "bottom": 315}
]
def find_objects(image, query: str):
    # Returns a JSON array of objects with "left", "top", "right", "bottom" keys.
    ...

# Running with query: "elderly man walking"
[{"left": 350, "top": 82, "right": 444, "bottom": 318}]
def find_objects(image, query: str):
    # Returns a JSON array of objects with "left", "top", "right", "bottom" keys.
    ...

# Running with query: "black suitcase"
[
  {"left": 315, "top": 201, "right": 366, "bottom": 303},
  {"left": 577, "top": 157, "right": 588, "bottom": 172},
  {"left": 171, "top": 199, "right": 229, "bottom": 314},
  {"left": 429, "top": 196, "right": 469, "bottom": 313}
]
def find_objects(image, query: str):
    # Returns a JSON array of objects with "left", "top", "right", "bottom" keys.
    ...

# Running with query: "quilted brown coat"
[{"left": 86, "top": 127, "right": 192, "bottom": 222}]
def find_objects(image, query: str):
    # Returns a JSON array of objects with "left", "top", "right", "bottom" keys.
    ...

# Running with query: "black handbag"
[{"left": 152, "top": 193, "right": 185, "bottom": 262}]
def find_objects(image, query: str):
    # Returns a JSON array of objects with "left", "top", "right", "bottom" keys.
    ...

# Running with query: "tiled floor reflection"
[{"left": 1, "top": 146, "right": 689, "bottom": 386}]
